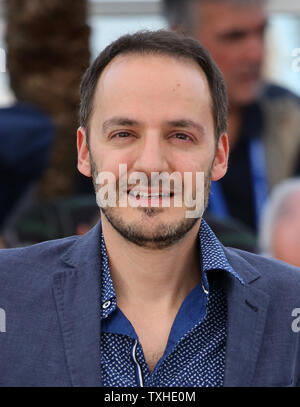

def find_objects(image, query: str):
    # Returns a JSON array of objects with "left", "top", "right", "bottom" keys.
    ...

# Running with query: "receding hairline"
[
  {"left": 94, "top": 50, "right": 211, "bottom": 88},
  {"left": 88, "top": 50, "right": 214, "bottom": 129}
]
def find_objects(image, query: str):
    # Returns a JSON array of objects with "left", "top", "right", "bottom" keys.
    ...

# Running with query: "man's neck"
[{"left": 101, "top": 217, "right": 202, "bottom": 312}]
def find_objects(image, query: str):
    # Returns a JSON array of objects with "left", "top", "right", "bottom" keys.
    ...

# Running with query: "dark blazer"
[{"left": 0, "top": 221, "right": 300, "bottom": 387}]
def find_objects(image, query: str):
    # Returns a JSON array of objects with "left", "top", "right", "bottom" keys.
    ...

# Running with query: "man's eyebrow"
[
  {"left": 102, "top": 117, "right": 140, "bottom": 133},
  {"left": 218, "top": 28, "right": 247, "bottom": 40},
  {"left": 102, "top": 117, "right": 206, "bottom": 136},
  {"left": 166, "top": 119, "right": 206, "bottom": 136}
]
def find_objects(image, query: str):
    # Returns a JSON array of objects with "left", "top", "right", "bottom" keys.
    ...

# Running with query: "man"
[
  {"left": 163, "top": 0, "right": 300, "bottom": 232},
  {"left": 0, "top": 31, "right": 300, "bottom": 387},
  {"left": 259, "top": 178, "right": 300, "bottom": 268}
]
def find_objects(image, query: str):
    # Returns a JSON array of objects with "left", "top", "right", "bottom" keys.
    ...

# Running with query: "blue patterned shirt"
[{"left": 100, "top": 219, "right": 244, "bottom": 387}]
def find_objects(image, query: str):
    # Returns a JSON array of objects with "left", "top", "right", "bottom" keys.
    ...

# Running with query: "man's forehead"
[
  {"left": 196, "top": 0, "right": 266, "bottom": 10},
  {"left": 93, "top": 52, "right": 211, "bottom": 103},
  {"left": 90, "top": 53, "right": 214, "bottom": 132},
  {"left": 97, "top": 52, "right": 207, "bottom": 85}
]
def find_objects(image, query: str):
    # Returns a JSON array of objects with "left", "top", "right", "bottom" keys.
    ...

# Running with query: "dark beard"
[
  {"left": 101, "top": 205, "right": 199, "bottom": 250},
  {"left": 90, "top": 154, "right": 212, "bottom": 250}
]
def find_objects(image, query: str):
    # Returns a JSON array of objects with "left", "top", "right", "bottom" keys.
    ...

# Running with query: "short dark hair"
[
  {"left": 162, "top": 0, "right": 196, "bottom": 34},
  {"left": 79, "top": 30, "right": 227, "bottom": 142},
  {"left": 162, "top": 0, "right": 266, "bottom": 34}
]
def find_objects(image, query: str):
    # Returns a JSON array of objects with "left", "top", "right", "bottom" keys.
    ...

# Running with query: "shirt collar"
[
  {"left": 199, "top": 219, "right": 245, "bottom": 291},
  {"left": 100, "top": 219, "right": 244, "bottom": 317}
]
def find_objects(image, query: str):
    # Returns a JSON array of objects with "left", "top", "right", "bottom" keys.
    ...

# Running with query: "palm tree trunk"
[{"left": 5, "top": 0, "right": 90, "bottom": 199}]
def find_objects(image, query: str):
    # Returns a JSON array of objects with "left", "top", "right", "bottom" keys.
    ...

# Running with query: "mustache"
[{"left": 118, "top": 171, "right": 202, "bottom": 195}]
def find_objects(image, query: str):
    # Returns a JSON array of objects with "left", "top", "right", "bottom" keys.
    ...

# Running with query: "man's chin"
[{"left": 100, "top": 207, "right": 200, "bottom": 250}]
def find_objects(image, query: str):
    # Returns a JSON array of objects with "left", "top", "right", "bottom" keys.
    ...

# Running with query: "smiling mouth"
[{"left": 127, "top": 190, "right": 174, "bottom": 199}]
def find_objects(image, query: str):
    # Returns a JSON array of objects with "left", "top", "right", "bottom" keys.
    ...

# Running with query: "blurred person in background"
[
  {"left": 259, "top": 178, "right": 300, "bottom": 268},
  {"left": 163, "top": 0, "right": 300, "bottom": 233},
  {"left": 0, "top": 101, "right": 54, "bottom": 239},
  {"left": 0, "top": 195, "right": 99, "bottom": 248},
  {"left": 0, "top": 0, "right": 91, "bottom": 249}
]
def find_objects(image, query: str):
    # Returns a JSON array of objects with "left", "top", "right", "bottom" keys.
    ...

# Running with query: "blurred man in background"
[
  {"left": 259, "top": 178, "right": 300, "bottom": 269},
  {"left": 0, "top": 102, "right": 54, "bottom": 237},
  {"left": 163, "top": 0, "right": 300, "bottom": 233}
]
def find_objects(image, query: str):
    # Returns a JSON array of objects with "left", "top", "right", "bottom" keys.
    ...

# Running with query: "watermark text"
[
  {"left": 292, "top": 308, "right": 300, "bottom": 333},
  {"left": 0, "top": 48, "right": 6, "bottom": 73},
  {"left": 0, "top": 308, "right": 6, "bottom": 333},
  {"left": 95, "top": 165, "right": 206, "bottom": 219}
]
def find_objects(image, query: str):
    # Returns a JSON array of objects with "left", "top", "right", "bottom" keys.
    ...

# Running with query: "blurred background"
[
  {"left": 1, "top": 0, "right": 300, "bottom": 105},
  {"left": 0, "top": 0, "right": 300, "bottom": 268}
]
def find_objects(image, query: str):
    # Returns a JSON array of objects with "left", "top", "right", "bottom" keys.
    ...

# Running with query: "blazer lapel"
[
  {"left": 223, "top": 248, "right": 270, "bottom": 387},
  {"left": 53, "top": 222, "right": 103, "bottom": 387}
]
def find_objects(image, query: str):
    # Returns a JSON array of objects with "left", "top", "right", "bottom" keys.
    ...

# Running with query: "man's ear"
[
  {"left": 77, "top": 127, "right": 92, "bottom": 177},
  {"left": 211, "top": 133, "right": 229, "bottom": 181}
]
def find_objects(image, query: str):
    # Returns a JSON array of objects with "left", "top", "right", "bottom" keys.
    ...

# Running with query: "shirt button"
[{"left": 102, "top": 300, "right": 111, "bottom": 310}]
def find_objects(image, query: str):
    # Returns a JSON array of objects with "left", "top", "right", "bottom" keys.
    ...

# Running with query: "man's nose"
[
  {"left": 245, "top": 34, "right": 265, "bottom": 65},
  {"left": 132, "top": 134, "right": 170, "bottom": 175}
]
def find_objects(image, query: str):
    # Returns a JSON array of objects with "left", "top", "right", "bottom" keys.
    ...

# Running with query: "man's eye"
[
  {"left": 173, "top": 133, "right": 192, "bottom": 141},
  {"left": 222, "top": 31, "right": 246, "bottom": 42},
  {"left": 112, "top": 132, "right": 131, "bottom": 139}
]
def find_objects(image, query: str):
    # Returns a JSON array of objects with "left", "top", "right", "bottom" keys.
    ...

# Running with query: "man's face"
[
  {"left": 195, "top": 1, "right": 267, "bottom": 107},
  {"left": 77, "top": 54, "right": 228, "bottom": 249}
]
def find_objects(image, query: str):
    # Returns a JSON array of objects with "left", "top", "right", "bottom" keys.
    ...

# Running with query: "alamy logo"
[
  {"left": 0, "top": 308, "right": 6, "bottom": 333},
  {"left": 0, "top": 48, "right": 6, "bottom": 73},
  {"left": 291, "top": 308, "right": 300, "bottom": 333},
  {"left": 292, "top": 48, "right": 300, "bottom": 73},
  {"left": 95, "top": 164, "right": 206, "bottom": 219}
]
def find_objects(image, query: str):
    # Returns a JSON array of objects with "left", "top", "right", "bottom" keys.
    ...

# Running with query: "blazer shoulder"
[
  {"left": 0, "top": 235, "right": 79, "bottom": 281},
  {"left": 225, "top": 247, "right": 300, "bottom": 294}
]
